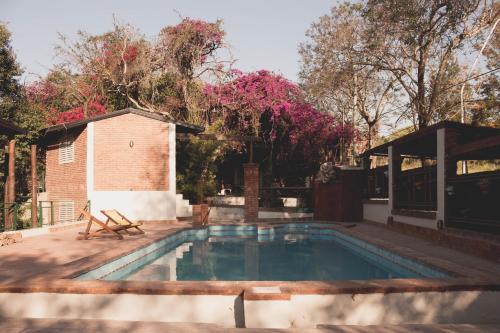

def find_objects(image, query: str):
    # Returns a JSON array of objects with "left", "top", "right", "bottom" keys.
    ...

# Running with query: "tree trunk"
[{"left": 417, "top": 50, "right": 429, "bottom": 129}]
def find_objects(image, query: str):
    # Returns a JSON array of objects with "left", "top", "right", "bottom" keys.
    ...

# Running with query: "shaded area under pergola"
[{"left": 362, "top": 121, "right": 500, "bottom": 234}]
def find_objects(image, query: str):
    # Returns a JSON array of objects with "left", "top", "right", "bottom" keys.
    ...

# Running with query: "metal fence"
[{"left": 0, "top": 200, "right": 89, "bottom": 233}]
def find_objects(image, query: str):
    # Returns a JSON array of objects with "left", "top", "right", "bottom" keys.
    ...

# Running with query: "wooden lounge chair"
[
  {"left": 101, "top": 209, "right": 145, "bottom": 235},
  {"left": 78, "top": 210, "right": 127, "bottom": 240}
]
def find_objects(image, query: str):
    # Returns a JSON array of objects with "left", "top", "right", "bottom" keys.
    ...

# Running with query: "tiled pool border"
[{"left": 1, "top": 222, "right": 499, "bottom": 299}]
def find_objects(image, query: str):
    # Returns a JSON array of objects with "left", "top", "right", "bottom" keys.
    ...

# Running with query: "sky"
[{"left": 0, "top": 0, "right": 338, "bottom": 83}]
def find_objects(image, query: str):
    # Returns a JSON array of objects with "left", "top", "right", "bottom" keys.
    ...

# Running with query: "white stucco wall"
[
  {"left": 245, "top": 291, "right": 500, "bottom": 328},
  {"left": 88, "top": 191, "right": 177, "bottom": 221},
  {"left": 208, "top": 206, "right": 313, "bottom": 221},
  {"left": 392, "top": 214, "right": 438, "bottom": 230},
  {"left": 258, "top": 211, "right": 313, "bottom": 219},
  {"left": 209, "top": 206, "right": 244, "bottom": 221},
  {"left": 363, "top": 202, "right": 389, "bottom": 224},
  {"left": 0, "top": 293, "right": 237, "bottom": 327},
  {"left": 1, "top": 291, "right": 499, "bottom": 328}
]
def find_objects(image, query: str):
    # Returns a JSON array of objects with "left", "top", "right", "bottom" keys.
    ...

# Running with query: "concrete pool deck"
[
  {"left": 2, "top": 318, "right": 500, "bottom": 333},
  {"left": 0, "top": 221, "right": 499, "bottom": 328}
]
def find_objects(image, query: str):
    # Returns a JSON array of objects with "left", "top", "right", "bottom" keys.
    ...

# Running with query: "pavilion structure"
[{"left": 362, "top": 121, "right": 500, "bottom": 234}]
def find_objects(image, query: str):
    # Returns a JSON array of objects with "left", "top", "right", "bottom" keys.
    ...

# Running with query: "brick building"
[{"left": 41, "top": 108, "right": 202, "bottom": 222}]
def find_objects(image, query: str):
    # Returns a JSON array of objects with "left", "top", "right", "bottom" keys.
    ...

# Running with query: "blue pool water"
[{"left": 76, "top": 224, "right": 447, "bottom": 281}]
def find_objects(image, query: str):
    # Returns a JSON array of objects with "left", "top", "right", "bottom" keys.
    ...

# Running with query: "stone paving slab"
[{"left": 1, "top": 319, "right": 500, "bottom": 333}]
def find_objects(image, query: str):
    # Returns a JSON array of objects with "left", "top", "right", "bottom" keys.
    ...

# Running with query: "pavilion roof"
[{"left": 362, "top": 121, "right": 500, "bottom": 159}]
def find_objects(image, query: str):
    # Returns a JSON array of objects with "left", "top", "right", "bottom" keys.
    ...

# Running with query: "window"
[
  {"left": 59, "top": 137, "right": 75, "bottom": 164},
  {"left": 58, "top": 201, "right": 74, "bottom": 223}
]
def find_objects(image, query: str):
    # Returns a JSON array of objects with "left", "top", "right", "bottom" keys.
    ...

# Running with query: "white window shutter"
[
  {"left": 59, "top": 138, "right": 75, "bottom": 164},
  {"left": 58, "top": 201, "right": 75, "bottom": 223}
]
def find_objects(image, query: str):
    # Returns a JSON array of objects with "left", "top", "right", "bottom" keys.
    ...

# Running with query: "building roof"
[
  {"left": 362, "top": 121, "right": 500, "bottom": 158},
  {"left": 0, "top": 119, "right": 26, "bottom": 136},
  {"left": 43, "top": 108, "right": 204, "bottom": 136}
]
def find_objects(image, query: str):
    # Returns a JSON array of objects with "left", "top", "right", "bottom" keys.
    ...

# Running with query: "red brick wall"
[
  {"left": 93, "top": 113, "right": 170, "bottom": 191},
  {"left": 45, "top": 127, "right": 88, "bottom": 221},
  {"left": 244, "top": 163, "right": 259, "bottom": 221}
]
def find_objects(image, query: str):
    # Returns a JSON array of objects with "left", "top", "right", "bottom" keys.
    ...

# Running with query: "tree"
[
  {"left": 55, "top": 22, "right": 156, "bottom": 117},
  {"left": 158, "top": 18, "right": 230, "bottom": 123},
  {"left": 0, "top": 23, "right": 46, "bottom": 203},
  {"left": 299, "top": 3, "right": 400, "bottom": 150},
  {"left": 205, "top": 70, "right": 353, "bottom": 185},
  {"left": 44, "top": 18, "right": 230, "bottom": 125},
  {"left": 471, "top": 8, "right": 500, "bottom": 126},
  {"left": 0, "top": 23, "right": 22, "bottom": 120},
  {"left": 364, "top": 0, "right": 498, "bottom": 128}
]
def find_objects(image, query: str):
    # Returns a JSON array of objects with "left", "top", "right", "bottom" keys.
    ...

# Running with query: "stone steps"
[{"left": 176, "top": 193, "right": 193, "bottom": 217}]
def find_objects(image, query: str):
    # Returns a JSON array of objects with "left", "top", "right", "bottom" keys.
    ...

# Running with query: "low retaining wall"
[
  {"left": 0, "top": 293, "right": 238, "bottom": 327},
  {"left": 244, "top": 290, "right": 500, "bottom": 328},
  {"left": 208, "top": 206, "right": 313, "bottom": 221},
  {"left": 0, "top": 221, "right": 87, "bottom": 241},
  {"left": 363, "top": 199, "right": 438, "bottom": 230},
  {"left": 208, "top": 196, "right": 302, "bottom": 208},
  {"left": 1, "top": 290, "right": 499, "bottom": 328},
  {"left": 363, "top": 200, "right": 389, "bottom": 224}
]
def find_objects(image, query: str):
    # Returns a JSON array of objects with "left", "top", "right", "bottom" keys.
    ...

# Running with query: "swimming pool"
[{"left": 76, "top": 224, "right": 447, "bottom": 281}]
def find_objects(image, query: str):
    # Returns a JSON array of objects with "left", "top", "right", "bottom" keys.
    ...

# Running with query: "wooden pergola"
[{"left": 362, "top": 121, "right": 500, "bottom": 234}]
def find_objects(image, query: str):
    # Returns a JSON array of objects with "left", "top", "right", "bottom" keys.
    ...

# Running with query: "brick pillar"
[
  {"left": 244, "top": 163, "right": 259, "bottom": 221},
  {"left": 192, "top": 204, "right": 209, "bottom": 226}
]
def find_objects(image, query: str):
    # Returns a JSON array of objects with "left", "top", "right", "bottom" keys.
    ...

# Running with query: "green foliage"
[
  {"left": 176, "top": 138, "right": 220, "bottom": 204},
  {"left": 0, "top": 24, "right": 46, "bottom": 202},
  {"left": 0, "top": 23, "right": 23, "bottom": 120}
]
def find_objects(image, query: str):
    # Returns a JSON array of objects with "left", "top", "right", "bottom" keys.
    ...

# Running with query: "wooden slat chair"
[
  {"left": 101, "top": 210, "right": 145, "bottom": 235},
  {"left": 78, "top": 210, "right": 126, "bottom": 240}
]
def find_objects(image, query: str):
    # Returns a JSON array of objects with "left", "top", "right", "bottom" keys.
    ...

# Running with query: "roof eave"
[{"left": 42, "top": 108, "right": 204, "bottom": 136}]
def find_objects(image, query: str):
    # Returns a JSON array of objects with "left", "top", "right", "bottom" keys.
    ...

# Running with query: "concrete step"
[
  {"left": 176, "top": 193, "right": 193, "bottom": 217},
  {"left": 1, "top": 319, "right": 500, "bottom": 333}
]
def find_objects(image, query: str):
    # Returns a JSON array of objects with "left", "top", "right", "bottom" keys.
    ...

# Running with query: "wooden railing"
[
  {"left": 365, "top": 166, "right": 388, "bottom": 199},
  {"left": 446, "top": 170, "right": 500, "bottom": 234},
  {"left": 394, "top": 166, "right": 437, "bottom": 211}
]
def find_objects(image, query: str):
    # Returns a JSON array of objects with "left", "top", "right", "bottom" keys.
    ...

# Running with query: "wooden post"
[
  {"left": 31, "top": 145, "right": 38, "bottom": 228},
  {"left": 4, "top": 140, "right": 16, "bottom": 229}
]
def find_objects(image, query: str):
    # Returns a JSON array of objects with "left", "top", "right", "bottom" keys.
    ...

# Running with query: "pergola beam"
[{"left": 448, "top": 135, "right": 500, "bottom": 159}]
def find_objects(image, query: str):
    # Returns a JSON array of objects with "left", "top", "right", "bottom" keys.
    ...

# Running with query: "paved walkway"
[
  {"left": 0, "top": 222, "right": 190, "bottom": 284},
  {"left": 2, "top": 319, "right": 500, "bottom": 333},
  {"left": 338, "top": 223, "right": 500, "bottom": 278}
]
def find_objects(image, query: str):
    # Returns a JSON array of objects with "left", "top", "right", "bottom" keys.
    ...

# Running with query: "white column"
[
  {"left": 388, "top": 145, "right": 394, "bottom": 213},
  {"left": 436, "top": 128, "right": 446, "bottom": 223}
]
